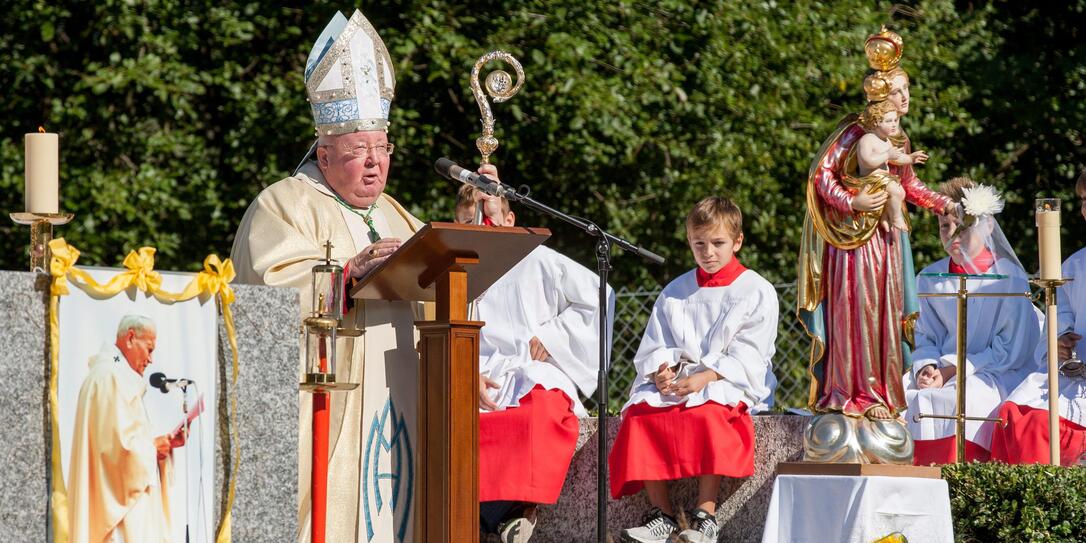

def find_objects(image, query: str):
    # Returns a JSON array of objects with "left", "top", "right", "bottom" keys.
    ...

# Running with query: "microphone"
[
  {"left": 149, "top": 372, "right": 193, "bottom": 393},
  {"left": 434, "top": 157, "right": 515, "bottom": 199}
]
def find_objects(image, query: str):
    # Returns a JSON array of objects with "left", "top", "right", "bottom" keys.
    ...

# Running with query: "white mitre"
[{"left": 305, "top": 10, "right": 395, "bottom": 135}]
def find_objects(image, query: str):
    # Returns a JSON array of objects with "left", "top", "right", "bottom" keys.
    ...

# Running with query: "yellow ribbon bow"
[
  {"left": 48, "top": 238, "right": 81, "bottom": 296},
  {"left": 198, "top": 255, "right": 236, "bottom": 304},
  {"left": 118, "top": 247, "right": 162, "bottom": 293}
]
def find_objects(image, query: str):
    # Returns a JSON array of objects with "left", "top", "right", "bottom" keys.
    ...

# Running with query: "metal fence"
[{"left": 586, "top": 282, "right": 810, "bottom": 413}]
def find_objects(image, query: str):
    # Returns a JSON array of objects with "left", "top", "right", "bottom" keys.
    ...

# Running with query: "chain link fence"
[{"left": 587, "top": 282, "right": 810, "bottom": 414}]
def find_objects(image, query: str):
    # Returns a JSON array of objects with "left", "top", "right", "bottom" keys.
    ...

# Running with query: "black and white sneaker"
[
  {"left": 677, "top": 508, "right": 719, "bottom": 543},
  {"left": 621, "top": 507, "right": 679, "bottom": 542}
]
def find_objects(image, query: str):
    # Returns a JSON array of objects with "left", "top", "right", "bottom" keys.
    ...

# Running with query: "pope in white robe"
[
  {"left": 992, "top": 244, "right": 1086, "bottom": 465},
  {"left": 67, "top": 319, "right": 176, "bottom": 543}
]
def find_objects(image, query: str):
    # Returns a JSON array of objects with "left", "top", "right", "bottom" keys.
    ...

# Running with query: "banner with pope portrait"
[{"left": 47, "top": 240, "right": 239, "bottom": 543}]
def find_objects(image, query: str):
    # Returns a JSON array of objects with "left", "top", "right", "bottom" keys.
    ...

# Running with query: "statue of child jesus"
[{"left": 855, "top": 99, "right": 929, "bottom": 233}]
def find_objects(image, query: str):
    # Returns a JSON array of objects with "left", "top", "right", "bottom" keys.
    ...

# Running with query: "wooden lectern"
[{"left": 352, "top": 222, "right": 549, "bottom": 543}]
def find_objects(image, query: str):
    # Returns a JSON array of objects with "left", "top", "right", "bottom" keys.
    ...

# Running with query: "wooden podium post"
[{"left": 352, "top": 222, "right": 548, "bottom": 543}]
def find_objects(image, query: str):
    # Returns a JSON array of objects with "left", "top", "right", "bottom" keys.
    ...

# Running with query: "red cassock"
[
  {"left": 608, "top": 401, "right": 754, "bottom": 499},
  {"left": 989, "top": 402, "right": 1086, "bottom": 466},
  {"left": 479, "top": 386, "right": 580, "bottom": 503},
  {"left": 912, "top": 437, "right": 991, "bottom": 465}
]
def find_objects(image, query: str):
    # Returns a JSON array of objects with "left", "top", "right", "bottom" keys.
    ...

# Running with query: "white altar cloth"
[{"left": 761, "top": 475, "right": 953, "bottom": 543}]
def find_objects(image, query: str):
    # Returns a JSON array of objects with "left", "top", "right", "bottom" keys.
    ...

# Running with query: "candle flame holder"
[{"left": 9, "top": 212, "right": 74, "bottom": 272}]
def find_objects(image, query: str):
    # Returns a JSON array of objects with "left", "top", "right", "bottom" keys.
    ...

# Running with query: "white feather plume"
[{"left": 961, "top": 184, "right": 1004, "bottom": 217}]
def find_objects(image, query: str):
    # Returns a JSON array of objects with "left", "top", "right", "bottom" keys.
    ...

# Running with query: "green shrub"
[{"left": 944, "top": 463, "right": 1086, "bottom": 543}]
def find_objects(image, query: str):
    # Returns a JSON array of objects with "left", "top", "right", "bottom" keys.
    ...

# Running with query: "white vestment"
[
  {"left": 475, "top": 246, "right": 613, "bottom": 417},
  {"left": 231, "top": 162, "right": 423, "bottom": 543},
  {"left": 67, "top": 343, "right": 172, "bottom": 543},
  {"left": 903, "top": 258, "right": 1039, "bottom": 447},
  {"left": 1005, "top": 247, "right": 1086, "bottom": 426},
  {"left": 622, "top": 268, "right": 778, "bottom": 413}
]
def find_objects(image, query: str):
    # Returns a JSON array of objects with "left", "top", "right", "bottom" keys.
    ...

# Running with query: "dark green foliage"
[
  {"left": 944, "top": 463, "right": 1086, "bottom": 543},
  {"left": 0, "top": 1, "right": 1084, "bottom": 289}
]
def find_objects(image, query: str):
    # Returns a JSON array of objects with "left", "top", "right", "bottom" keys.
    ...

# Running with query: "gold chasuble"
[
  {"left": 231, "top": 162, "right": 422, "bottom": 543},
  {"left": 67, "top": 343, "right": 172, "bottom": 543}
]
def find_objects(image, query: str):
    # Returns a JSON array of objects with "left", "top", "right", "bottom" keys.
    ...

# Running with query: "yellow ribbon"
[{"left": 46, "top": 239, "right": 241, "bottom": 543}]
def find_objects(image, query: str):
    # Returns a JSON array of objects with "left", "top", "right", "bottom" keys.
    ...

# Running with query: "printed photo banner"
[{"left": 46, "top": 238, "right": 239, "bottom": 543}]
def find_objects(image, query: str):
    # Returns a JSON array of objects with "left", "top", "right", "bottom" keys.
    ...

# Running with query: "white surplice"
[
  {"left": 475, "top": 246, "right": 613, "bottom": 417},
  {"left": 1005, "top": 247, "right": 1086, "bottom": 426},
  {"left": 904, "top": 257, "right": 1039, "bottom": 447},
  {"left": 622, "top": 268, "right": 778, "bottom": 413}
]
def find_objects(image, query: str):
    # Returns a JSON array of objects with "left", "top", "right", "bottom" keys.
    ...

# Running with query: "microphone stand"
[
  {"left": 498, "top": 186, "right": 664, "bottom": 543},
  {"left": 181, "top": 383, "right": 191, "bottom": 543}
]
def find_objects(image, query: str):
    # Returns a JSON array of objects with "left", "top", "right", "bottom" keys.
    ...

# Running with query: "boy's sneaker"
[
  {"left": 497, "top": 515, "right": 535, "bottom": 543},
  {"left": 621, "top": 507, "right": 679, "bottom": 542},
  {"left": 677, "top": 508, "right": 719, "bottom": 543}
]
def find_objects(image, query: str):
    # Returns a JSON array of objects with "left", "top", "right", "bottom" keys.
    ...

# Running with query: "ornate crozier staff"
[{"left": 468, "top": 51, "right": 524, "bottom": 223}]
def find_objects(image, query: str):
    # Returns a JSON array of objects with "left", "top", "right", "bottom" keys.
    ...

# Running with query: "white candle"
[
  {"left": 25, "top": 128, "right": 59, "bottom": 214},
  {"left": 1036, "top": 199, "right": 1062, "bottom": 280}
]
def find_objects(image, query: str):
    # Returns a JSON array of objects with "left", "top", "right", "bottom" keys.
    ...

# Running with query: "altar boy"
[
  {"left": 456, "top": 171, "right": 613, "bottom": 543},
  {"left": 990, "top": 171, "right": 1086, "bottom": 465},
  {"left": 609, "top": 196, "right": 778, "bottom": 543}
]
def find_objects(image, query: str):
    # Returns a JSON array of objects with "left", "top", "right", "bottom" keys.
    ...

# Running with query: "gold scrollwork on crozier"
[{"left": 470, "top": 51, "right": 525, "bottom": 164}]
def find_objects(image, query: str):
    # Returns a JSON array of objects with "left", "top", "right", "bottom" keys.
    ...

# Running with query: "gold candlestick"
[
  {"left": 470, "top": 51, "right": 525, "bottom": 165},
  {"left": 10, "top": 212, "right": 74, "bottom": 271}
]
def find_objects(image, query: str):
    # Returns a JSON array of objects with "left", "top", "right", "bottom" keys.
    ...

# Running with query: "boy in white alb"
[
  {"left": 991, "top": 171, "right": 1086, "bottom": 465},
  {"left": 609, "top": 197, "right": 778, "bottom": 543},
  {"left": 455, "top": 177, "right": 613, "bottom": 543},
  {"left": 903, "top": 178, "right": 1039, "bottom": 464}
]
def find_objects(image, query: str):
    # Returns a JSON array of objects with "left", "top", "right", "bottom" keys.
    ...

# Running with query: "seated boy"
[
  {"left": 609, "top": 196, "right": 778, "bottom": 543},
  {"left": 990, "top": 170, "right": 1086, "bottom": 465},
  {"left": 456, "top": 170, "right": 613, "bottom": 543}
]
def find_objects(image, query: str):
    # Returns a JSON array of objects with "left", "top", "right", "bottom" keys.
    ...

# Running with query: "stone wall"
[{"left": 535, "top": 414, "right": 806, "bottom": 543}]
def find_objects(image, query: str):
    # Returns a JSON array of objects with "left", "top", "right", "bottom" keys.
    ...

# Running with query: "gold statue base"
[{"left": 802, "top": 412, "right": 914, "bottom": 465}]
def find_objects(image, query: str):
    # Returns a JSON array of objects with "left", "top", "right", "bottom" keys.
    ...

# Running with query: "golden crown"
[
  {"left": 863, "top": 73, "right": 892, "bottom": 102},
  {"left": 865, "top": 25, "right": 904, "bottom": 72}
]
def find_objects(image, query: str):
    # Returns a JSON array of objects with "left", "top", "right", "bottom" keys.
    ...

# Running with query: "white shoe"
[
  {"left": 621, "top": 508, "right": 679, "bottom": 542},
  {"left": 677, "top": 508, "right": 719, "bottom": 543}
]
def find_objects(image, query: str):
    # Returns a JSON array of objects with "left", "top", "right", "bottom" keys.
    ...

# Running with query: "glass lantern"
[{"left": 302, "top": 241, "right": 354, "bottom": 391}]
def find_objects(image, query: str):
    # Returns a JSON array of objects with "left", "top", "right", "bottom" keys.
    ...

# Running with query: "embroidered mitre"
[{"left": 305, "top": 10, "right": 395, "bottom": 135}]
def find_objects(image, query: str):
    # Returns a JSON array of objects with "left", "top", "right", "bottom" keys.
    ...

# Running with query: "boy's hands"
[
  {"left": 653, "top": 362, "right": 676, "bottom": 393},
  {"left": 479, "top": 375, "right": 500, "bottom": 411},
  {"left": 670, "top": 370, "right": 721, "bottom": 396}
]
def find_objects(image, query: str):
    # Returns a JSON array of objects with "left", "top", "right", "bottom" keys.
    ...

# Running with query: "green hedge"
[{"left": 945, "top": 463, "right": 1086, "bottom": 543}]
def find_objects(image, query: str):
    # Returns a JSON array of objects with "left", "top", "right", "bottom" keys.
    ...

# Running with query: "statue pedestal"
[{"left": 776, "top": 462, "right": 940, "bottom": 478}]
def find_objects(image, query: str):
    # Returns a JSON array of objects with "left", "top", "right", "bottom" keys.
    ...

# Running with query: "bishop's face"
[
  {"left": 887, "top": 74, "right": 911, "bottom": 116},
  {"left": 687, "top": 223, "right": 743, "bottom": 274},
  {"left": 317, "top": 131, "right": 392, "bottom": 208}
]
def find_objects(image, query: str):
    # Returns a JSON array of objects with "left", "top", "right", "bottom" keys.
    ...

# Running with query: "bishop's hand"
[{"left": 347, "top": 238, "right": 402, "bottom": 279}]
